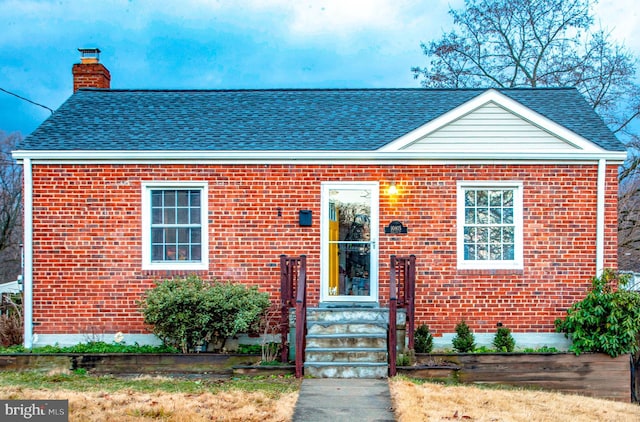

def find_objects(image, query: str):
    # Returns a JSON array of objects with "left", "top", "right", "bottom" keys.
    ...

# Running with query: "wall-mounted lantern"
[{"left": 387, "top": 181, "right": 398, "bottom": 195}]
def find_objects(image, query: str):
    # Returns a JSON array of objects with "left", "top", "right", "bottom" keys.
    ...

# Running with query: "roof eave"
[{"left": 12, "top": 150, "right": 628, "bottom": 163}]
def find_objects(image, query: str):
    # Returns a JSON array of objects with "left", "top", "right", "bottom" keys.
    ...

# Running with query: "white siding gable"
[
  {"left": 379, "top": 89, "right": 606, "bottom": 155},
  {"left": 403, "top": 101, "right": 578, "bottom": 153}
]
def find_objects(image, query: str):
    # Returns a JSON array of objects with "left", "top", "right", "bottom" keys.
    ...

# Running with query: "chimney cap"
[{"left": 78, "top": 48, "right": 101, "bottom": 64}]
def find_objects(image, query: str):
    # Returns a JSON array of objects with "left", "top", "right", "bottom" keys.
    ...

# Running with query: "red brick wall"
[
  {"left": 30, "top": 163, "right": 618, "bottom": 336},
  {"left": 72, "top": 63, "right": 111, "bottom": 92}
]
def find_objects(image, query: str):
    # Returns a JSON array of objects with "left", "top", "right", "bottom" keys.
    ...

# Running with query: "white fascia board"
[
  {"left": 11, "top": 149, "right": 627, "bottom": 163},
  {"left": 378, "top": 88, "right": 609, "bottom": 153}
]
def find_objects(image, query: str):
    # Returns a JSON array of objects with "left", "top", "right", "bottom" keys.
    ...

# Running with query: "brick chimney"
[{"left": 72, "top": 48, "right": 111, "bottom": 92}]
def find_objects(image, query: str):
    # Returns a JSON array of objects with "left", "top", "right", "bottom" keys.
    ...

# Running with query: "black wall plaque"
[{"left": 384, "top": 220, "right": 407, "bottom": 234}]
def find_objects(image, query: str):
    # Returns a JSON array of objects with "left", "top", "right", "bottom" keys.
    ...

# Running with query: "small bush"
[
  {"left": 414, "top": 324, "right": 434, "bottom": 354},
  {"left": 555, "top": 269, "right": 640, "bottom": 357},
  {"left": 0, "top": 294, "right": 23, "bottom": 347},
  {"left": 452, "top": 320, "right": 475, "bottom": 353},
  {"left": 237, "top": 344, "right": 262, "bottom": 354},
  {"left": 493, "top": 327, "right": 516, "bottom": 352},
  {"left": 139, "top": 275, "right": 271, "bottom": 353},
  {"left": 396, "top": 353, "right": 411, "bottom": 366}
]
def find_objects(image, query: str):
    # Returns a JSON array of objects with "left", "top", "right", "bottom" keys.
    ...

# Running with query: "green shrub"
[
  {"left": 0, "top": 294, "right": 23, "bottom": 347},
  {"left": 396, "top": 353, "right": 411, "bottom": 366},
  {"left": 237, "top": 344, "right": 262, "bottom": 354},
  {"left": 139, "top": 275, "right": 271, "bottom": 353},
  {"left": 452, "top": 320, "right": 475, "bottom": 353},
  {"left": 0, "top": 342, "right": 177, "bottom": 354},
  {"left": 414, "top": 324, "right": 434, "bottom": 354},
  {"left": 493, "top": 327, "right": 515, "bottom": 352},
  {"left": 555, "top": 269, "right": 640, "bottom": 357}
]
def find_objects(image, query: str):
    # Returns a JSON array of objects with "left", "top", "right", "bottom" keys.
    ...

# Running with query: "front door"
[{"left": 321, "top": 182, "right": 379, "bottom": 303}]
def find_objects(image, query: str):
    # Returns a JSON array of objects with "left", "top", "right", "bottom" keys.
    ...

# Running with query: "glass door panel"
[{"left": 322, "top": 183, "right": 378, "bottom": 302}]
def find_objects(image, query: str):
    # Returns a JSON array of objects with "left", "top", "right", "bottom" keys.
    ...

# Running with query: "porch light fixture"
[{"left": 387, "top": 181, "right": 398, "bottom": 195}]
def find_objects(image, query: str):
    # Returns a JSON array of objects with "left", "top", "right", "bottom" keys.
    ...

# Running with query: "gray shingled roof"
[{"left": 19, "top": 88, "right": 625, "bottom": 152}]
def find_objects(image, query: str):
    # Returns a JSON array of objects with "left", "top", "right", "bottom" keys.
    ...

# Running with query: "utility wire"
[{"left": 0, "top": 87, "right": 54, "bottom": 114}]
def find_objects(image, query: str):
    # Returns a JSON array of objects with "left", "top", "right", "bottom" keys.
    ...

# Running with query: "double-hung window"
[
  {"left": 457, "top": 181, "right": 523, "bottom": 269},
  {"left": 142, "top": 182, "right": 208, "bottom": 270}
]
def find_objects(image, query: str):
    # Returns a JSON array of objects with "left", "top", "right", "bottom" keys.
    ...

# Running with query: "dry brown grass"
[
  {"left": 0, "top": 386, "right": 298, "bottom": 422},
  {"left": 389, "top": 378, "right": 640, "bottom": 422}
]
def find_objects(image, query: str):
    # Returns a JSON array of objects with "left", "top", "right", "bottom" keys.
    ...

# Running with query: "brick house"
[{"left": 14, "top": 51, "right": 626, "bottom": 365}]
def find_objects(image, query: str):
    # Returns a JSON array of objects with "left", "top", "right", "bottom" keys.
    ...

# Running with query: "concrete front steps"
[{"left": 304, "top": 307, "right": 394, "bottom": 378}]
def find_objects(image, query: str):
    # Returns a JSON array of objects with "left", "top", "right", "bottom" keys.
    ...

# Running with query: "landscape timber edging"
[
  {"left": 0, "top": 353, "right": 261, "bottom": 377},
  {"left": 402, "top": 352, "right": 631, "bottom": 402}
]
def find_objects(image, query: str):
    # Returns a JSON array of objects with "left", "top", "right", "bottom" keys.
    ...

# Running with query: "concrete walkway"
[{"left": 292, "top": 378, "right": 395, "bottom": 422}]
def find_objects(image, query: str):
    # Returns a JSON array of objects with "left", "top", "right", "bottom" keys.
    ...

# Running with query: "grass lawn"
[
  {"left": 2, "top": 371, "right": 640, "bottom": 421},
  {"left": 0, "top": 371, "right": 300, "bottom": 422},
  {"left": 389, "top": 376, "right": 640, "bottom": 422}
]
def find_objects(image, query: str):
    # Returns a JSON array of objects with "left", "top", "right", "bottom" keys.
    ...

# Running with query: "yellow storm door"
[{"left": 321, "top": 182, "right": 379, "bottom": 303}]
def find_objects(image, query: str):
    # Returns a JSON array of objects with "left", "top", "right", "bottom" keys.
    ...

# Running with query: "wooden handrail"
[
  {"left": 389, "top": 255, "right": 398, "bottom": 377},
  {"left": 388, "top": 254, "right": 416, "bottom": 376},
  {"left": 295, "top": 255, "right": 307, "bottom": 378},
  {"left": 279, "top": 254, "right": 300, "bottom": 363}
]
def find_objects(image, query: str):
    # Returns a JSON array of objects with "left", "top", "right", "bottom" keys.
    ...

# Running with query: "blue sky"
[{"left": 1, "top": 0, "right": 638, "bottom": 137}]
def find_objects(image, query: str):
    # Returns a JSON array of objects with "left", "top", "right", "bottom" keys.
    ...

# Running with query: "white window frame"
[
  {"left": 141, "top": 181, "right": 208, "bottom": 270},
  {"left": 456, "top": 181, "right": 523, "bottom": 270}
]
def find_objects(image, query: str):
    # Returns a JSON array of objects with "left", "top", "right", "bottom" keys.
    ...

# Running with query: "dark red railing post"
[
  {"left": 295, "top": 255, "right": 307, "bottom": 378},
  {"left": 279, "top": 255, "right": 290, "bottom": 363},
  {"left": 389, "top": 255, "right": 398, "bottom": 377},
  {"left": 406, "top": 255, "right": 416, "bottom": 350}
]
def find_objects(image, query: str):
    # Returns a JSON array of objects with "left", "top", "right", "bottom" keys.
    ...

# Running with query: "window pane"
[
  {"left": 152, "top": 245, "right": 164, "bottom": 261},
  {"left": 464, "top": 227, "right": 475, "bottom": 242},
  {"left": 461, "top": 186, "right": 517, "bottom": 264},
  {"left": 190, "top": 191, "right": 201, "bottom": 207},
  {"left": 164, "top": 208, "right": 176, "bottom": 224},
  {"left": 489, "top": 208, "right": 502, "bottom": 224},
  {"left": 490, "top": 190, "right": 502, "bottom": 206},
  {"left": 504, "top": 244, "right": 514, "bottom": 260},
  {"left": 152, "top": 208, "right": 163, "bottom": 224},
  {"left": 477, "top": 190, "right": 488, "bottom": 206},
  {"left": 163, "top": 191, "right": 175, "bottom": 206},
  {"left": 190, "top": 208, "right": 201, "bottom": 224},
  {"left": 503, "top": 227, "right": 514, "bottom": 243},
  {"left": 503, "top": 208, "right": 513, "bottom": 224},
  {"left": 166, "top": 228, "right": 177, "bottom": 243},
  {"left": 490, "top": 227, "right": 501, "bottom": 244},
  {"left": 191, "top": 245, "right": 201, "bottom": 261},
  {"left": 177, "top": 208, "right": 189, "bottom": 223},
  {"left": 503, "top": 190, "right": 513, "bottom": 206},
  {"left": 151, "top": 191, "right": 163, "bottom": 207},
  {"left": 465, "top": 208, "right": 475, "bottom": 224},
  {"left": 178, "top": 228, "right": 189, "bottom": 243},
  {"left": 165, "top": 246, "right": 177, "bottom": 260},
  {"left": 477, "top": 208, "right": 488, "bottom": 224},
  {"left": 464, "top": 244, "right": 475, "bottom": 260},
  {"left": 465, "top": 190, "right": 476, "bottom": 206},
  {"left": 490, "top": 244, "right": 502, "bottom": 260},
  {"left": 148, "top": 188, "right": 203, "bottom": 264},
  {"left": 477, "top": 228, "right": 488, "bottom": 243},
  {"left": 151, "top": 228, "right": 164, "bottom": 244},
  {"left": 477, "top": 244, "right": 488, "bottom": 260},
  {"left": 177, "top": 191, "right": 189, "bottom": 206},
  {"left": 177, "top": 246, "right": 189, "bottom": 260}
]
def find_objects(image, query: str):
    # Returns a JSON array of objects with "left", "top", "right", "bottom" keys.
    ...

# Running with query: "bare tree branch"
[
  {"left": 0, "top": 131, "right": 23, "bottom": 284},
  {"left": 412, "top": 0, "right": 640, "bottom": 269}
]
